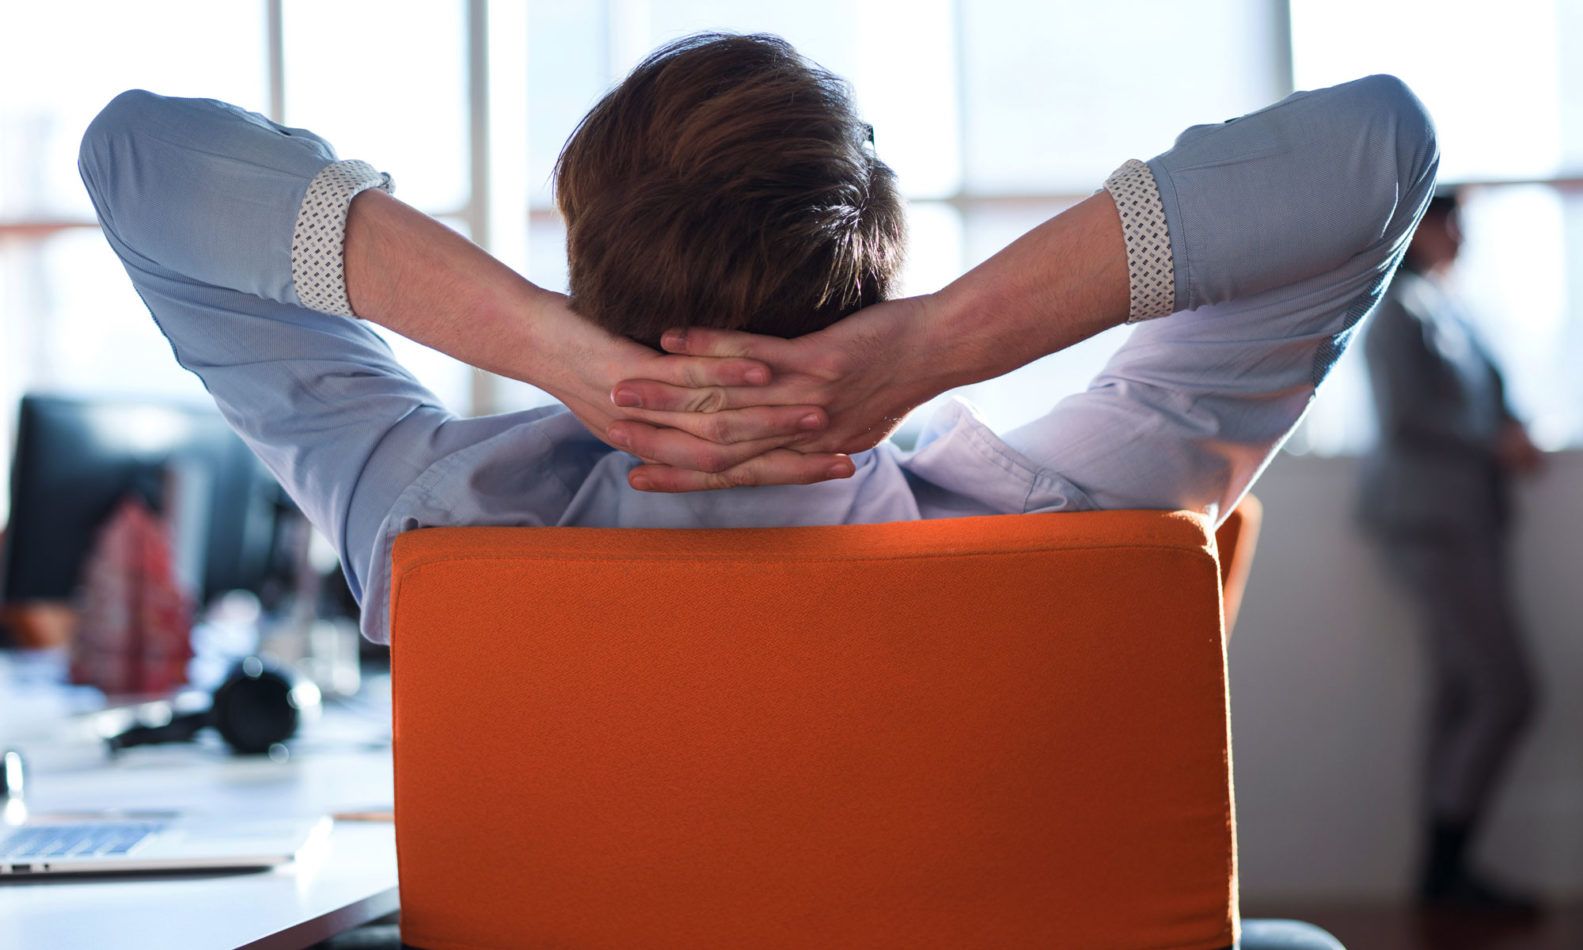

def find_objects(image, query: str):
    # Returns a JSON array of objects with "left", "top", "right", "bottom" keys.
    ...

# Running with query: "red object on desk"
[{"left": 70, "top": 496, "right": 193, "bottom": 695}]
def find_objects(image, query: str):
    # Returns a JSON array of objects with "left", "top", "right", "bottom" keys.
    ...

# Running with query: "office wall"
[{"left": 1230, "top": 451, "right": 1583, "bottom": 902}]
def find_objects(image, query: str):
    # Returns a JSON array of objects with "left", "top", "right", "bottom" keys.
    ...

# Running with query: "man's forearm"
[
  {"left": 921, "top": 191, "right": 1130, "bottom": 390},
  {"left": 921, "top": 76, "right": 1437, "bottom": 397},
  {"left": 343, "top": 189, "right": 559, "bottom": 386}
]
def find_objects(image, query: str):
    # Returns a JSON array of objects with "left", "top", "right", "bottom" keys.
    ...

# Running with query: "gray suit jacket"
[{"left": 1359, "top": 271, "right": 1512, "bottom": 537}]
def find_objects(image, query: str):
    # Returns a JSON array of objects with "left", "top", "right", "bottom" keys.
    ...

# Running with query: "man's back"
[{"left": 344, "top": 395, "right": 1086, "bottom": 638}]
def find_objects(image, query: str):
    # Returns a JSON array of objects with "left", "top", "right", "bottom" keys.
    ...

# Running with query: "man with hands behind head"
[{"left": 79, "top": 33, "right": 1437, "bottom": 647}]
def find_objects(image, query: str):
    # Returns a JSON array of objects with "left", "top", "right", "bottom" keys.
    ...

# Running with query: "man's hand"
[
  {"left": 605, "top": 295, "right": 950, "bottom": 492},
  {"left": 526, "top": 290, "right": 858, "bottom": 486}
]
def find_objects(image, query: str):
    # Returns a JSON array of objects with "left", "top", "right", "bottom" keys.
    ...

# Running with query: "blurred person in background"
[{"left": 1360, "top": 190, "right": 1544, "bottom": 914}]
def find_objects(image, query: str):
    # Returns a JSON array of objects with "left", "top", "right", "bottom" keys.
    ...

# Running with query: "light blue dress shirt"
[{"left": 78, "top": 76, "right": 1437, "bottom": 642}]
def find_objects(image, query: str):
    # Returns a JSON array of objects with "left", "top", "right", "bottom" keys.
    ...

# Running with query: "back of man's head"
[{"left": 554, "top": 33, "right": 906, "bottom": 347}]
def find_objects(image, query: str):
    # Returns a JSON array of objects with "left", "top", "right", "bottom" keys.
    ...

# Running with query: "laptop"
[{"left": 0, "top": 814, "right": 331, "bottom": 877}]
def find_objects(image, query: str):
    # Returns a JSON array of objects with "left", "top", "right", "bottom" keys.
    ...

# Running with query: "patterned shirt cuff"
[
  {"left": 1103, "top": 158, "right": 1175, "bottom": 323},
  {"left": 291, "top": 159, "right": 395, "bottom": 317}
]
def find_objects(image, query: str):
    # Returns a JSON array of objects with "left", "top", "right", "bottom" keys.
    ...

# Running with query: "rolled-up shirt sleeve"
[
  {"left": 1102, "top": 158, "right": 1176, "bottom": 323},
  {"left": 78, "top": 89, "right": 442, "bottom": 603},
  {"left": 291, "top": 159, "right": 393, "bottom": 316},
  {"left": 1007, "top": 75, "right": 1440, "bottom": 522}
]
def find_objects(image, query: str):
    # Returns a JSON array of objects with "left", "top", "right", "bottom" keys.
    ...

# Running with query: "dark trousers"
[{"left": 1379, "top": 531, "right": 1537, "bottom": 822}]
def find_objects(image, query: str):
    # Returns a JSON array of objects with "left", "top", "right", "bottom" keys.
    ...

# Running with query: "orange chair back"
[{"left": 390, "top": 508, "right": 1246, "bottom": 950}]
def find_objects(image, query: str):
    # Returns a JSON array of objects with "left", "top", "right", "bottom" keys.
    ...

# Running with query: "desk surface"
[{"left": 0, "top": 658, "right": 399, "bottom": 949}]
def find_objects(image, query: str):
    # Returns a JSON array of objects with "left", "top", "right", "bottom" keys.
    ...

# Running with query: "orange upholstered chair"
[{"left": 389, "top": 504, "right": 1259, "bottom": 950}]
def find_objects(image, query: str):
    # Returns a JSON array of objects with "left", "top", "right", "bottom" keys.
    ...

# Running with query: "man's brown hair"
[{"left": 554, "top": 33, "right": 906, "bottom": 347}]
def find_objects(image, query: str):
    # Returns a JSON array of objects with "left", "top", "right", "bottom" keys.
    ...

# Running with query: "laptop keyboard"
[{"left": 1, "top": 821, "right": 167, "bottom": 860}]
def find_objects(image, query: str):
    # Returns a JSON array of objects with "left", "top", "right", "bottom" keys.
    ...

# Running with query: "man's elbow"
[
  {"left": 1319, "top": 75, "right": 1440, "bottom": 261},
  {"left": 1361, "top": 74, "right": 1438, "bottom": 185},
  {"left": 1351, "top": 75, "right": 1441, "bottom": 224},
  {"left": 78, "top": 90, "right": 161, "bottom": 223},
  {"left": 80, "top": 89, "right": 182, "bottom": 268},
  {"left": 81, "top": 90, "right": 159, "bottom": 172}
]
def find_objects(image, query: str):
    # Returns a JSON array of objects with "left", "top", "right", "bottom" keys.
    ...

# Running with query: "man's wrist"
[
  {"left": 515, "top": 287, "right": 587, "bottom": 397},
  {"left": 918, "top": 283, "right": 1018, "bottom": 392}
]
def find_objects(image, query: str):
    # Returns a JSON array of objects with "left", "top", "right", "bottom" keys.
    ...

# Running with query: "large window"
[
  {"left": 1, "top": 2, "right": 270, "bottom": 523},
  {"left": 4, "top": 1, "right": 1580, "bottom": 520},
  {"left": 1288, "top": 0, "right": 1583, "bottom": 452}
]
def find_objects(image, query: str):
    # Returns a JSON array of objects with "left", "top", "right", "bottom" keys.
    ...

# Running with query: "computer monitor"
[{"left": 1, "top": 395, "right": 285, "bottom": 610}]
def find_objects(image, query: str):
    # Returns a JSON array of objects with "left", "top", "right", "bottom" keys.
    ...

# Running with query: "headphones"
[{"left": 106, "top": 657, "right": 321, "bottom": 756}]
